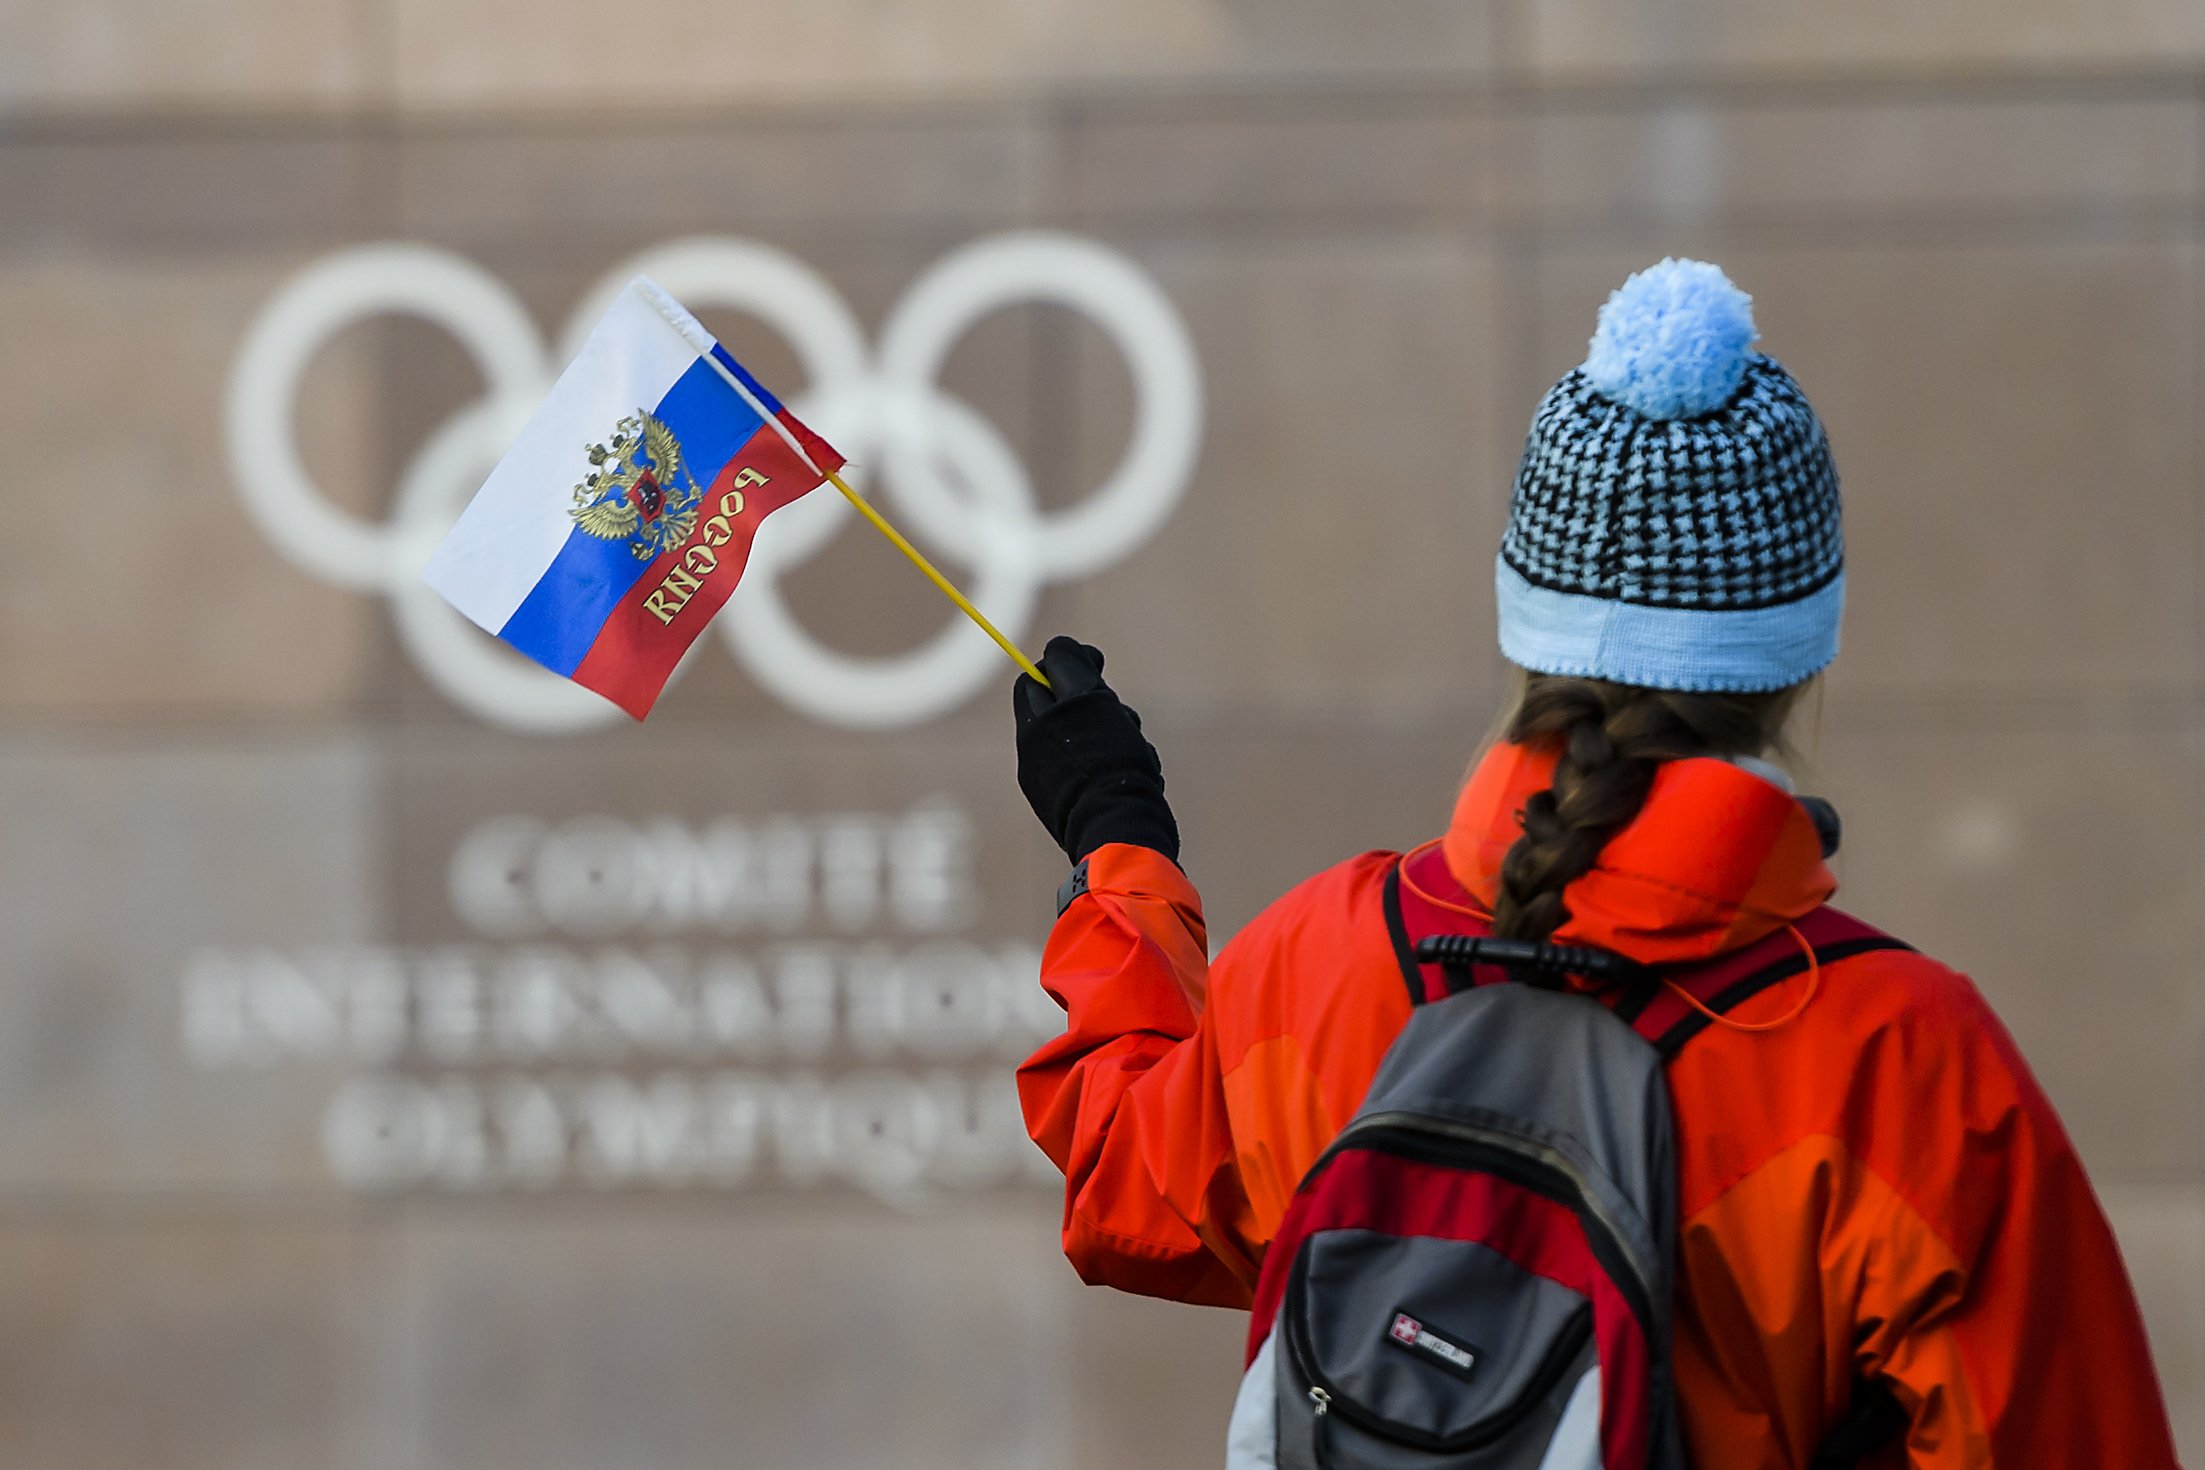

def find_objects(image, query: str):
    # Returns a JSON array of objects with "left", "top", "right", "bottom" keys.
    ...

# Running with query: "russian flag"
[{"left": 425, "top": 277, "right": 843, "bottom": 719}]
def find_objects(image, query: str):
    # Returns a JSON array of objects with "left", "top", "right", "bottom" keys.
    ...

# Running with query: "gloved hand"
[{"left": 1012, "top": 636, "right": 1180, "bottom": 865}]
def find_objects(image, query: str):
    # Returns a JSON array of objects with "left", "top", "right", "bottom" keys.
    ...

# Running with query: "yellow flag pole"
[
  {"left": 659, "top": 315, "right": 1046, "bottom": 688},
  {"left": 824, "top": 469, "right": 1049, "bottom": 687}
]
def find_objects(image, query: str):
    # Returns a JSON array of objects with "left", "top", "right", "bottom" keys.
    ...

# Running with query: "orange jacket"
[{"left": 1018, "top": 742, "right": 2181, "bottom": 1467}]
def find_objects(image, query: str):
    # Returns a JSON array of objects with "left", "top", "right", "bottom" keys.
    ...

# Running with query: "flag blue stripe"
[
  {"left": 497, "top": 355, "right": 768, "bottom": 675},
  {"left": 710, "top": 344, "right": 786, "bottom": 417}
]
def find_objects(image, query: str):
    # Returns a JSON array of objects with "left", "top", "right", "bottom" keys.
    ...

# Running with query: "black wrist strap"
[{"left": 1055, "top": 859, "right": 1092, "bottom": 917}]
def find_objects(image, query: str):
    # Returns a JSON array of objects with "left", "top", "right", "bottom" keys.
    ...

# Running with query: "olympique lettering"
[
  {"left": 643, "top": 469, "right": 769, "bottom": 625},
  {"left": 317, "top": 1067, "right": 1063, "bottom": 1199}
]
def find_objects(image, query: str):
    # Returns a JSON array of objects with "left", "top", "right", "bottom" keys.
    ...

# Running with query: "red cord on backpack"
[{"left": 1661, "top": 923, "right": 1821, "bottom": 1034}]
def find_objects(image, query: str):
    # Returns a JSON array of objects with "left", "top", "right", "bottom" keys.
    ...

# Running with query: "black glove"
[{"left": 1012, "top": 636, "right": 1180, "bottom": 865}]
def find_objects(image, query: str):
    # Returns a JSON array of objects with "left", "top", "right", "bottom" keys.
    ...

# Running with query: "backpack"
[{"left": 1227, "top": 845, "right": 1909, "bottom": 1470}]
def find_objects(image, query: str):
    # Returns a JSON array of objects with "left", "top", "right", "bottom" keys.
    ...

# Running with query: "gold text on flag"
[{"left": 643, "top": 473, "right": 768, "bottom": 625}]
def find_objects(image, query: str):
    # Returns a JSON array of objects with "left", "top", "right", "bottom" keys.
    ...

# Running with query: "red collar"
[{"left": 1439, "top": 742, "right": 1836, "bottom": 964}]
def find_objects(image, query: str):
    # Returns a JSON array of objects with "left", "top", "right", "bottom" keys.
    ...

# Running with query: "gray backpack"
[{"left": 1225, "top": 850, "right": 1905, "bottom": 1469}]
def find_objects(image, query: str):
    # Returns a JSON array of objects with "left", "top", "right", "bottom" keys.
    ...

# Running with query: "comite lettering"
[{"left": 643, "top": 468, "right": 769, "bottom": 624}]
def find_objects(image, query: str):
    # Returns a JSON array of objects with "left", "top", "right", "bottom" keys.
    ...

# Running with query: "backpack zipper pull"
[{"left": 1307, "top": 1387, "right": 1336, "bottom": 1470}]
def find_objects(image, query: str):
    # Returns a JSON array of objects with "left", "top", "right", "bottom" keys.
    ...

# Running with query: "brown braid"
[{"left": 1489, "top": 674, "right": 1807, "bottom": 944}]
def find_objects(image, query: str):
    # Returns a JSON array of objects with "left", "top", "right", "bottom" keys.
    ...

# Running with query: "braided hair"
[{"left": 1490, "top": 674, "right": 1808, "bottom": 944}]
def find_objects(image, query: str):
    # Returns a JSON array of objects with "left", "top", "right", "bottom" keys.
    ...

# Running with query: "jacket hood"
[{"left": 1441, "top": 741, "right": 1836, "bottom": 964}]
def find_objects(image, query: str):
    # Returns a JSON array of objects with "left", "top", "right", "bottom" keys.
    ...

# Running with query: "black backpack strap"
[
  {"left": 1630, "top": 908, "right": 1915, "bottom": 1059},
  {"left": 1384, "top": 849, "right": 1915, "bottom": 1058},
  {"left": 1379, "top": 863, "right": 1431, "bottom": 1008},
  {"left": 1385, "top": 847, "right": 1520, "bottom": 1005}
]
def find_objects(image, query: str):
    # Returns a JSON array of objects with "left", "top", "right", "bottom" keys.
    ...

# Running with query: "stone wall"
[{"left": 0, "top": 4, "right": 2198, "bottom": 1464}]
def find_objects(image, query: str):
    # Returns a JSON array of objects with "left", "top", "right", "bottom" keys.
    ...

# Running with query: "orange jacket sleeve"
[
  {"left": 1671, "top": 953, "right": 2182, "bottom": 1468},
  {"left": 1015, "top": 843, "right": 1259, "bottom": 1307},
  {"left": 1861, "top": 982, "right": 2182, "bottom": 1467},
  {"left": 1017, "top": 845, "right": 1417, "bottom": 1311}
]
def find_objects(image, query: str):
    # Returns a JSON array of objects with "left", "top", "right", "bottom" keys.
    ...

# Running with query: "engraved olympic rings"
[{"left": 226, "top": 234, "right": 1202, "bottom": 731}]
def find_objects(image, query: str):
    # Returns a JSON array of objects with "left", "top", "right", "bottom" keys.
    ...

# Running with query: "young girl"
[{"left": 1008, "top": 261, "right": 2179, "bottom": 1466}]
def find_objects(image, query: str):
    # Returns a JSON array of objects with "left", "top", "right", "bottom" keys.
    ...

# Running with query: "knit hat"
[{"left": 1496, "top": 259, "right": 1843, "bottom": 693}]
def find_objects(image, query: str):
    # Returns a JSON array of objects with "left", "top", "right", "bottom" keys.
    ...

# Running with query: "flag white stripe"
[{"left": 423, "top": 284, "right": 698, "bottom": 632}]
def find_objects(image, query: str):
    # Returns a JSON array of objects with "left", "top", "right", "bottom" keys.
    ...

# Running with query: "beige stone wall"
[{"left": 0, "top": 4, "right": 2200, "bottom": 1464}]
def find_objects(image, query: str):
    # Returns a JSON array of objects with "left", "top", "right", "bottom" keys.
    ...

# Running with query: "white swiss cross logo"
[{"left": 1390, "top": 1313, "right": 1423, "bottom": 1345}]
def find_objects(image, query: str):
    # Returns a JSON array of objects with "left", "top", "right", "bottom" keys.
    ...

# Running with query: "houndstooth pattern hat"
[{"left": 1497, "top": 260, "right": 1844, "bottom": 693}]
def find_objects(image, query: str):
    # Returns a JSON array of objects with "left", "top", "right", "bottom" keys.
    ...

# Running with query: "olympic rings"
[
  {"left": 226, "top": 246, "right": 546, "bottom": 591},
  {"left": 876, "top": 234, "right": 1201, "bottom": 579},
  {"left": 226, "top": 232, "right": 1202, "bottom": 732}
]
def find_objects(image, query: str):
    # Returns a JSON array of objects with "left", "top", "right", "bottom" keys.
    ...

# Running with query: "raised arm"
[
  {"left": 1007, "top": 638, "right": 1259, "bottom": 1306},
  {"left": 1017, "top": 842, "right": 1260, "bottom": 1305}
]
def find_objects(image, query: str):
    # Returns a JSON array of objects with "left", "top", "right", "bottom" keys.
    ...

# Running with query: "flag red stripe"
[{"left": 569, "top": 424, "right": 832, "bottom": 719}]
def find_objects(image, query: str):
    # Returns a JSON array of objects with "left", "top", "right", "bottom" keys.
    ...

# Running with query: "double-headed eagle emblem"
[{"left": 570, "top": 410, "right": 701, "bottom": 559}]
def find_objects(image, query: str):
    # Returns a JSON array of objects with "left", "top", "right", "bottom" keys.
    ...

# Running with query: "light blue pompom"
[{"left": 1582, "top": 259, "right": 1758, "bottom": 419}]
